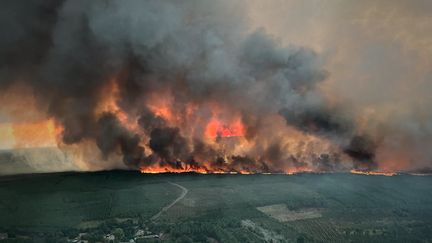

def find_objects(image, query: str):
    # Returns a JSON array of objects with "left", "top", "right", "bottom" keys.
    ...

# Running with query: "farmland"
[{"left": 0, "top": 171, "right": 431, "bottom": 242}]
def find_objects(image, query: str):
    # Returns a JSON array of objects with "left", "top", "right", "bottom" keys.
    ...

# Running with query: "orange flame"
[
  {"left": 140, "top": 164, "right": 317, "bottom": 175},
  {"left": 205, "top": 117, "right": 245, "bottom": 138},
  {"left": 139, "top": 168, "right": 319, "bottom": 175},
  {"left": 140, "top": 166, "right": 209, "bottom": 174}
]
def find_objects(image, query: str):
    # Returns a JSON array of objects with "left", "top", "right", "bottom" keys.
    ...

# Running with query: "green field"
[{"left": 0, "top": 172, "right": 431, "bottom": 242}]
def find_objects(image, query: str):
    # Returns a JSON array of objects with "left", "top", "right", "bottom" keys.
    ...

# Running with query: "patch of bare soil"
[{"left": 257, "top": 204, "right": 322, "bottom": 222}]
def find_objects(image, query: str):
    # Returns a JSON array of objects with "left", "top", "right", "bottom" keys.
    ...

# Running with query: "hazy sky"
[{"left": 248, "top": 0, "right": 432, "bottom": 170}]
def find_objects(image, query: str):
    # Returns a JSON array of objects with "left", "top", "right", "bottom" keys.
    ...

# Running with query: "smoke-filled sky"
[
  {"left": 248, "top": 0, "right": 432, "bottom": 170},
  {"left": 0, "top": 0, "right": 431, "bottom": 174}
]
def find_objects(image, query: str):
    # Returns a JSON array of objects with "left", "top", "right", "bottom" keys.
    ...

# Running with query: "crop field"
[
  {"left": 0, "top": 172, "right": 179, "bottom": 230},
  {"left": 0, "top": 172, "right": 432, "bottom": 242}
]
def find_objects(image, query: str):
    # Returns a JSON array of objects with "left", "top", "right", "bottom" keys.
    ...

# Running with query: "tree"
[{"left": 112, "top": 228, "right": 125, "bottom": 241}]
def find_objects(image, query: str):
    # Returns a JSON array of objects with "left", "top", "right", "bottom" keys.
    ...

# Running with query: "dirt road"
[{"left": 151, "top": 182, "right": 188, "bottom": 221}]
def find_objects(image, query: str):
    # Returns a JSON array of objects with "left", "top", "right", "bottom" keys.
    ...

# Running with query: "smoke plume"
[{"left": 0, "top": 0, "right": 429, "bottom": 174}]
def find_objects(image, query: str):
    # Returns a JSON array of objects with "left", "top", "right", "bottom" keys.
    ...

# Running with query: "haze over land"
[{"left": 1, "top": 0, "right": 432, "bottom": 174}]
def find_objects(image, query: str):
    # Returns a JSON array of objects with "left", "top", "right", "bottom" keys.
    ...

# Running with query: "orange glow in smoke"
[
  {"left": 12, "top": 119, "right": 59, "bottom": 148},
  {"left": 148, "top": 103, "right": 175, "bottom": 123},
  {"left": 97, "top": 78, "right": 138, "bottom": 131},
  {"left": 146, "top": 92, "right": 178, "bottom": 125},
  {"left": 0, "top": 119, "right": 61, "bottom": 149},
  {"left": 205, "top": 117, "right": 245, "bottom": 138},
  {"left": 0, "top": 83, "right": 64, "bottom": 149}
]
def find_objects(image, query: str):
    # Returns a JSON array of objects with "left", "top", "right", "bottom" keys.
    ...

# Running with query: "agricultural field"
[{"left": 0, "top": 171, "right": 432, "bottom": 242}]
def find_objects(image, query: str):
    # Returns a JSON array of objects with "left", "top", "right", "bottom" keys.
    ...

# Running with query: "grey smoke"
[{"left": 0, "top": 0, "right": 383, "bottom": 172}]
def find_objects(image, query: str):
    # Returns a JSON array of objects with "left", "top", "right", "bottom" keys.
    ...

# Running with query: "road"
[{"left": 151, "top": 181, "right": 188, "bottom": 221}]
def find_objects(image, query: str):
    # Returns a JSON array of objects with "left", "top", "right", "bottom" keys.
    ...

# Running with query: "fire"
[
  {"left": 140, "top": 166, "right": 209, "bottom": 174},
  {"left": 0, "top": 80, "right": 407, "bottom": 175},
  {"left": 285, "top": 166, "right": 315, "bottom": 175},
  {"left": 205, "top": 117, "right": 245, "bottom": 138},
  {"left": 144, "top": 91, "right": 247, "bottom": 139},
  {"left": 139, "top": 168, "right": 319, "bottom": 175},
  {"left": 140, "top": 162, "right": 318, "bottom": 175},
  {"left": 140, "top": 166, "right": 401, "bottom": 176},
  {"left": 350, "top": 169, "right": 397, "bottom": 176},
  {"left": 140, "top": 167, "right": 257, "bottom": 174}
]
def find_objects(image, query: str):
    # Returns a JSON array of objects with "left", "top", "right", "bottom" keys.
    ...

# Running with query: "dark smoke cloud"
[
  {"left": 0, "top": 0, "right": 382, "bottom": 172},
  {"left": 279, "top": 105, "right": 353, "bottom": 136},
  {"left": 138, "top": 108, "right": 166, "bottom": 133},
  {"left": 149, "top": 127, "right": 190, "bottom": 164},
  {"left": 343, "top": 135, "right": 377, "bottom": 170},
  {"left": 96, "top": 113, "right": 144, "bottom": 168},
  {"left": 279, "top": 104, "right": 377, "bottom": 168},
  {"left": 0, "top": 0, "right": 64, "bottom": 85},
  {"left": 230, "top": 155, "right": 270, "bottom": 174}
]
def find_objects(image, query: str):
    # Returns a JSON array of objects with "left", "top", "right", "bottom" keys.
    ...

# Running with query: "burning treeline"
[{"left": 0, "top": 0, "right": 417, "bottom": 174}]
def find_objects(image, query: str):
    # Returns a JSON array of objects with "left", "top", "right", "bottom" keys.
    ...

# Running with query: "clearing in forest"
[{"left": 257, "top": 204, "right": 322, "bottom": 222}]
